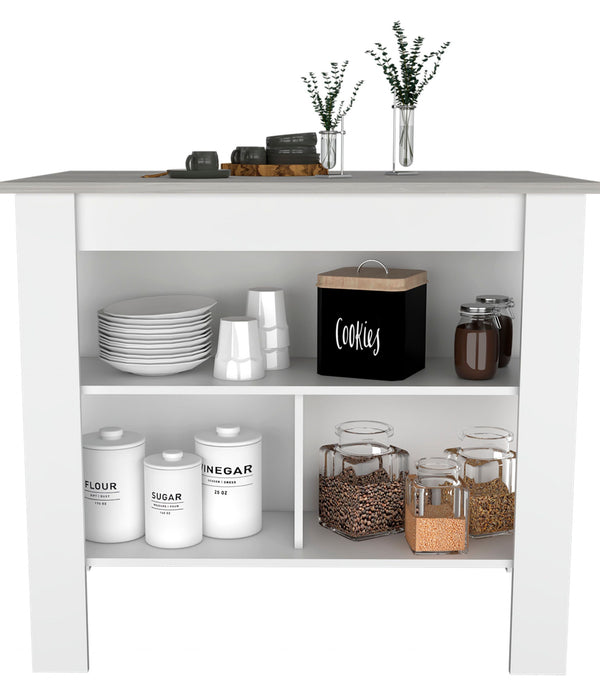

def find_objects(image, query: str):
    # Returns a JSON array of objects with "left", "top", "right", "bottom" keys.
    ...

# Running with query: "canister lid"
[
  {"left": 144, "top": 449, "right": 202, "bottom": 470},
  {"left": 317, "top": 264, "right": 427, "bottom": 292},
  {"left": 82, "top": 426, "right": 145, "bottom": 451},
  {"left": 475, "top": 294, "right": 513, "bottom": 306},
  {"left": 194, "top": 424, "right": 262, "bottom": 448},
  {"left": 460, "top": 302, "right": 496, "bottom": 315}
]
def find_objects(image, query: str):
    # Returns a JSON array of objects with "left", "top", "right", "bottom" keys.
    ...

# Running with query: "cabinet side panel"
[
  {"left": 15, "top": 194, "right": 88, "bottom": 672},
  {"left": 510, "top": 194, "right": 585, "bottom": 674}
]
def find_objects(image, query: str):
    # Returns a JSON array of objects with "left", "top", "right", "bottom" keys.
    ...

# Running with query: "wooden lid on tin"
[{"left": 317, "top": 260, "right": 427, "bottom": 292}]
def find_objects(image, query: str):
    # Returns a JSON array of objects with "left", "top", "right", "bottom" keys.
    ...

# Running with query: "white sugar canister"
[
  {"left": 194, "top": 425, "right": 262, "bottom": 539},
  {"left": 144, "top": 450, "right": 203, "bottom": 548},
  {"left": 82, "top": 426, "right": 145, "bottom": 543}
]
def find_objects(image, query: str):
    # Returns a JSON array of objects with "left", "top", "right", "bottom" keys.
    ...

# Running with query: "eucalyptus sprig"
[
  {"left": 301, "top": 61, "right": 364, "bottom": 131},
  {"left": 366, "top": 21, "right": 450, "bottom": 106}
]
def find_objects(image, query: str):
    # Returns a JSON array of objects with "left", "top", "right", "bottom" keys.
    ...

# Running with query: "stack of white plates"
[{"left": 98, "top": 295, "right": 217, "bottom": 375}]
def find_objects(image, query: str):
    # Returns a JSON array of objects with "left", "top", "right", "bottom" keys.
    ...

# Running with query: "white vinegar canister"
[
  {"left": 194, "top": 425, "right": 262, "bottom": 538},
  {"left": 82, "top": 426, "right": 145, "bottom": 543},
  {"left": 144, "top": 450, "right": 203, "bottom": 548}
]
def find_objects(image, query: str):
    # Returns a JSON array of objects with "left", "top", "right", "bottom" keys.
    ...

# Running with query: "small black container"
[{"left": 317, "top": 261, "right": 427, "bottom": 381}]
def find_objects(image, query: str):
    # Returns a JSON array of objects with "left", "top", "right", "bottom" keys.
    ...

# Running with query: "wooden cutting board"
[{"left": 222, "top": 163, "right": 328, "bottom": 177}]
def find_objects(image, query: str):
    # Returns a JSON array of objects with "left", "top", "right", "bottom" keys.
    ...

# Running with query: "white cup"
[
  {"left": 246, "top": 287, "right": 290, "bottom": 356},
  {"left": 213, "top": 317, "right": 265, "bottom": 381},
  {"left": 246, "top": 287, "right": 288, "bottom": 329},
  {"left": 264, "top": 346, "right": 290, "bottom": 370},
  {"left": 260, "top": 325, "right": 290, "bottom": 350}
]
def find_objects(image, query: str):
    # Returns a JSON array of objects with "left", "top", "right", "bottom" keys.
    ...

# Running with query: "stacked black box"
[{"left": 266, "top": 132, "right": 319, "bottom": 165}]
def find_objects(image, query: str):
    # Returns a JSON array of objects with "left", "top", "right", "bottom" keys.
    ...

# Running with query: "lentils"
[
  {"left": 319, "top": 467, "right": 407, "bottom": 540},
  {"left": 462, "top": 476, "right": 515, "bottom": 536},
  {"left": 404, "top": 504, "right": 467, "bottom": 553}
]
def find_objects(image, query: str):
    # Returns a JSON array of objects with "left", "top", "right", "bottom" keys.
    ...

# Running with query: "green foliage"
[
  {"left": 366, "top": 21, "right": 450, "bottom": 107},
  {"left": 301, "top": 61, "right": 364, "bottom": 131}
]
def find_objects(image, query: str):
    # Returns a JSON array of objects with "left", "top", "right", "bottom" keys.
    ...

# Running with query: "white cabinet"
[{"left": 3, "top": 170, "right": 599, "bottom": 675}]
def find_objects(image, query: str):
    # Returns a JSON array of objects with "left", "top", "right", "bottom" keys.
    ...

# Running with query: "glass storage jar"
[
  {"left": 415, "top": 457, "right": 459, "bottom": 480},
  {"left": 459, "top": 425, "right": 513, "bottom": 452},
  {"left": 475, "top": 294, "right": 515, "bottom": 368},
  {"left": 405, "top": 462, "right": 468, "bottom": 554},
  {"left": 454, "top": 302, "right": 500, "bottom": 380},
  {"left": 319, "top": 420, "right": 408, "bottom": 540},
  {"left": 445, "top": 445, "right": 516, "bottom": 537}
]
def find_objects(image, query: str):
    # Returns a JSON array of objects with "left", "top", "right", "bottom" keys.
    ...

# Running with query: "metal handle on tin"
[{"left": 356, "top": 259, "right": 389, "bottom": 275}]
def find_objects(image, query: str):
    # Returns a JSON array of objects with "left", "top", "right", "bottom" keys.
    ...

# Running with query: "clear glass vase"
[
  {"left": 320, "top": 130, "right": 339, "bottom": 169},
  {"left": 397, "top": 105, "right": 415, "bottom": 167},
  {"left": 388, "top": 104, "right": 416, "bottom": 172}
]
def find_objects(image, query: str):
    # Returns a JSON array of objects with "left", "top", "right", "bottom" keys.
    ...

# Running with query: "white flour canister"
[
  {"left": 144, "top": 450, "right": 203, "bottom": 548},
  {"left": 82, "top": 426, "right": 145, "bottom": 543},
  {"left": 194, "top": 425, "right": 262, "bottom": 538}
]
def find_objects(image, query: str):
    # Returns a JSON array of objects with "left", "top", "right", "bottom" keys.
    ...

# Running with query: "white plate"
[
  {"left": 98, "top": 319, "right": 211, "bottom": 335},
  {"left": 102, "top": 295, "right": 217, "bottom": 319},
  {"left": 98, "top": 310, "right": 212, "bottom": 327},
  {"left": 98, "top": 327, "right": 211, "bottom": 341},
  {"left": 99, "top": 329, "right": 212, "bottom": 345},
  {"left": 98, "top": 340, "right": 213, "bottom": 357},
  {"left": 99, "top": 340, "right": 211, "bottom": 355},
  {"left": 99, "top": 348, "right": 210, "bottom": 363},
  {"left": 100, "top": 355, "right": 210, "bottom": 376}
]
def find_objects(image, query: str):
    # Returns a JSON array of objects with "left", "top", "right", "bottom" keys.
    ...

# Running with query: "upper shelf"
[
  {"left": 1, "top": 170, "right": 600, "bottom": 194},
  {"left": 80, "top": 356, "right": 519, "bottom": 396}
]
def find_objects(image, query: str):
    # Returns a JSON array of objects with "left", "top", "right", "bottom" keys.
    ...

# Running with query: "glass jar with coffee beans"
[
  {"left": 454, "top": 302, "right": 501, "bottom": 380},
  {"left": 319, "top": 420, "right": 408, "bottom": 540},
  {"left": 475, "top": 294, "right": 515, "bottom": 368}
]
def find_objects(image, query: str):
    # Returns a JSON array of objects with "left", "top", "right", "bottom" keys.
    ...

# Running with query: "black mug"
[
  {"left": 186, "top": 151, "right": 219, "bottom": 171},
  {"left": 231, "top": 146, "right": 266, "bottom": 165},
  {"left": 240, "top": 146, "right": 266, "bottom": 164}
]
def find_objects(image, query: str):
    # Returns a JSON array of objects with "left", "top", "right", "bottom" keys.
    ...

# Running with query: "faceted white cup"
[
  {"left": 246, "top": 287, "right": 290, "bottom": 355},
  {"left": 246, "top": 287, "right": 288, "bottom": 329},
  {"left": 264, "top": 346, "right": 290, "bottom": 370},
  {"left": 260, "top": 325, "right": 290, "bottom": 350},
  {"left": 213, "top": 317, "right": 265, "bottom": 381}
]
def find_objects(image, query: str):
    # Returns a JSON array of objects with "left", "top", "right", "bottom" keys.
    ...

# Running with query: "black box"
[{"left": 317, "top": 264, "right": 427, "bottom": 381}]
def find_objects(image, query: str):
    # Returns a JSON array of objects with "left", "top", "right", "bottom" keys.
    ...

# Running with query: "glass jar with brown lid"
[
  {"left": 454, "top": 302, "right": 500, "bottom": 380},
  {"left": 475, "top": 294, "right": 515, "bottom": 368}
]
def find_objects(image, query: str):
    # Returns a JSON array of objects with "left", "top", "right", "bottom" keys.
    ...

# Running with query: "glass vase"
[
  {"left": 388, "top": 105, "right": 416, "bottom": 172},
  {"left": 320, "top": 130, "right": 339, "bottom": 169},
  {"left": 397, "top": 105, "right": 415, "bottom": 167}
]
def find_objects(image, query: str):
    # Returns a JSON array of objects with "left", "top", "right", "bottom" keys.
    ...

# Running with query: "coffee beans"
[
  {"left": 462, "top": 476, "right": 515, "bottom": 536},
  {"left": 319, "top": 467, "right": 407, "bottom": 540}
]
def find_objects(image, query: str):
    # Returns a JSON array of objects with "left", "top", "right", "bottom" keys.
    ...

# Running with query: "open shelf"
[
  {"left": 80, "top": 356, "right": 519, "bottom": 396},
  {"left": 86, "top": 512, "right": 514, "bottom": 568}
]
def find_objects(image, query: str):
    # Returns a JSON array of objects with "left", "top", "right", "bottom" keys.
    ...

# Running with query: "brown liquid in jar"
[
  {"left": 498, "top": 315, "right": 513, "bottom": 368},
  {"left": 454, "top": 322, "right": 498, "bottom": 380}
]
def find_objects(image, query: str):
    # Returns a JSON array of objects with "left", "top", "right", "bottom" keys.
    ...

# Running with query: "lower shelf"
[{"left": 86, "top": 512, "right": 514, "bottom": 568}]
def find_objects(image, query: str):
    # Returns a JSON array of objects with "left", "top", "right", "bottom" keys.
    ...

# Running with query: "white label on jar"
[
  {"left": 84, "top": 480, "right": 120, "bottom": 506},
  {"left": 150, "top": 490, "right": 185, "bottom": 515},
  {"left": 202, "top": 463, "right": 254, "bottom": 493}
]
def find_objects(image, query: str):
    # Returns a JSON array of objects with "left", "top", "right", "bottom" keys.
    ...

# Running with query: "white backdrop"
[{"left": 1, "top": 0, "right": 599, "bottom": 692}]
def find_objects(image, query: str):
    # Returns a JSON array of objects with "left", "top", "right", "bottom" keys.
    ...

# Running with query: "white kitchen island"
[{"left": 2, "top": 170, "right": 598, "bottom": 674}]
